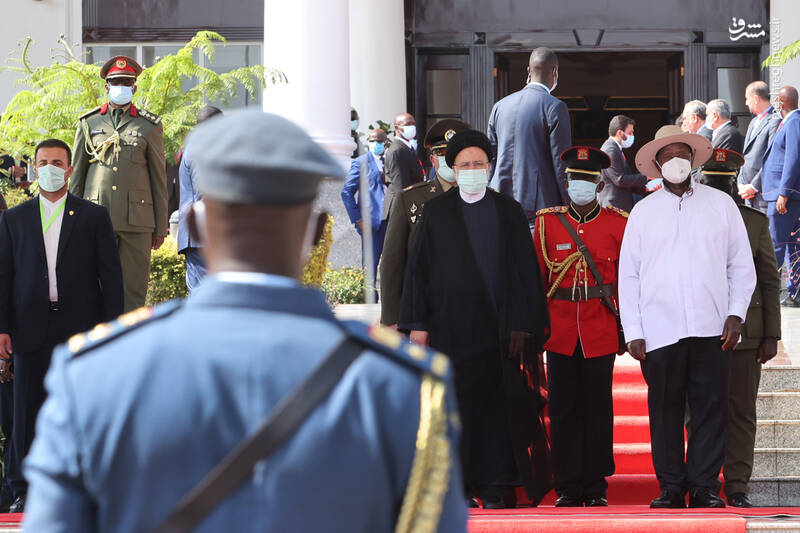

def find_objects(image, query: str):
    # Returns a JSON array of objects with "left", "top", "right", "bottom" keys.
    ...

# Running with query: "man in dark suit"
[
  {"left": 757, "top": 86, "right": 800, "bottom": 307},
  {"left": 707, "top": 99, "right": 745, "bottom": 152},
  {"left": 341, "top": 128, "right": 388, "bottom": 278},
  {"left": 382, "top": 113, "right": 424, "bottom": 222},
  {"left": 0, "top": 138, "right": 124, "bottom": 512},
  {"left": 738, "top": 82, "right": 781, "bottom": 212},
  {"left": 681, "top": 100, "right": 713, "bottom": 141},
  {"left": 599, "top": 115, "right": 648, "bottom": 212},
  {"left": 488, "top": 47, "right": 572, "bottom": 227}
]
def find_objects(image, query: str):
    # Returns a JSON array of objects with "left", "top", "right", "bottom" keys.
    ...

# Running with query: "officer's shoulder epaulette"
[
  {"left": 79, "top": 106, "right": 102, "bottom": 120},
  {"left": 66, "top": 300, "right": 182, "bottom": 358},
  {"left": 535, "top": 206, "right": 568, "bottom": 217},
  {"left": 137, "top": 108, "right": 162, "bottom": 125},
  {"left": 403, "top": 180, "right": 431, "bottom": 193},
  {"left": 605, "top": 205, "right": 630, "bottom": 218},
  {"left": 739, "top": 204, "right": 768, "bottom": 220},
  {"left": 341, "top": 321, "right": 450, "bottom": 380}
]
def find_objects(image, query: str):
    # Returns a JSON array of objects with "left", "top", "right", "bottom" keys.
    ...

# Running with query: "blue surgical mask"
[
  {"left": 37, "top": 164, "right": 67, "bottom": 192},
  {"left": 369, "top": 141, "right": 385, "bottom": 155},
  {"left": 567, "top": 179, "right": 598, "bottom": 206},
  {"left": 436, "top": 156, "right": 456, "bottom": 182},
  {"left": 456, "top": 168, "right": 488, "bottom": 194},
  {"left": 621, "top": 134, "right": 634, "bottom": 148},
  {"left": 351, "top": 119, "right": 359, "bottom": 131},
  {"left": 400, "top": 124, "right": 417, "bottom": 140},
  {"left": 108, "top": 85, "right": 133, "bottom": 106},
  {"left": 410, "top": 139, "right": 418, "bottom": 150}
]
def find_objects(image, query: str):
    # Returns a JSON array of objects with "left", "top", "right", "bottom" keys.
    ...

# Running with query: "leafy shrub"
[
  {"left": 322, "top": 265, "right": 366, "bottom": 306},
  {"left": 0, "top": 182, "right": 30, "bottom": 209},
  {"left": 301, "top": 215, "right": 333, "bottom": 287},
  {"left": 146, "top": 235, "right": 187, "bottom": 305}
]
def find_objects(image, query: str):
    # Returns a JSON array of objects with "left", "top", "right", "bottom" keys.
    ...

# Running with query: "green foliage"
[
  {"left": 301, "top": 215, "right": 334, "bottom": 287},
  {"left": 146, "top": 235, "right": 188, "bottom": 305},
  {"left": 763, "top": 39, "right": 800, "bottom": 67},
  {"left": 322, "top": 265, "right": 366, "bottom": 306},
  {"left": 0, "top": 31, "right": 286, "bottom": 162},
  {"left": 1, "top": 184, "right": 31, "bottom": 209},
  {"left": 368, "top": 119, "right": 394, "bottom": 136}
]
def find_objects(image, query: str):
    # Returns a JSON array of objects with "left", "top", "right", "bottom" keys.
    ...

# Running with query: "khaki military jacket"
[
  {"left": 737, "top": 205, "right": 781, "bottom": 350},
  {"left": 380, "top": 176, "right": 454, "bottom": 326},
  {"left": 70, "top": 103, "right": 168, "bottom": 235}
]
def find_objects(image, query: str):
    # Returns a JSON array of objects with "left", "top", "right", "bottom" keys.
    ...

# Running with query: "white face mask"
[
  {"left": 705, "top": 115, "right": 716, "bottom": 131},
  {"left": 658, "top": 156, "right": 692, "bottom": 184},
  {"left": 37, "top": 164, "right": 67, "bottom": 192},
  {"left": 456, "top": 168, "right": 489, "bottom": 194},
  {"left": 108, "top": 85, "right": 134, "bottom": 106},
  {"left": 621, "top": 133, "right": 634, "bottom": 149},
  {"left": 436, "top": 156, "right": 456, "bottom": 182},
  {"left": 400, "top": 124, "right": 416, "bottom": 141}
]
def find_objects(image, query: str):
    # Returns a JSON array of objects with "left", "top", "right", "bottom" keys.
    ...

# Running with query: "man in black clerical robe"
[{"left": 399, "top": 130, "right": 551, "bottom": 509}]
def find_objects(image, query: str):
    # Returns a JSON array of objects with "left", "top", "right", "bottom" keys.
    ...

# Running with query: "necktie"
[{"left": 113, "top": 109, "right": 122, "bottom": 128}]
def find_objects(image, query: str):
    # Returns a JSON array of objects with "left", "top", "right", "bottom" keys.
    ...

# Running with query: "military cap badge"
[
  {"left": 577, "top": 148, "right": 589, "bottom": 160},
  {"left": 444, "top": 129, "right": 456, "bottom": 142},
  {"left": 715, "top": 150, "right": 727, "bottom": 162},
  {"left": 115, "top": 58, "right": 127, "bottom": 69}
]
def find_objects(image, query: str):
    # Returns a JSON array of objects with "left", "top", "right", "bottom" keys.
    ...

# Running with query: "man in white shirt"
[
  {"left": 0, "top": 139, "right": 123, "bottom": 512},
  {"left": 620, "top": 126, "right": 756, "bottom": 509}
]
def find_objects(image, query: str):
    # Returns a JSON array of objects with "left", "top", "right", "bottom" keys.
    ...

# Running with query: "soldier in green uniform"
[
  {"left": 379, "top": 119, "right": 469, "bottom": 328},
  {"left": 70, "top": 55, "right": 168, "bottom": 311},
  {"left": 698, "top": 148, "right": 782, "bottom": 507}
]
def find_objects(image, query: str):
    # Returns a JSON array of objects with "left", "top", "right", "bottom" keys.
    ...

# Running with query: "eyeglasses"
[
  {"left": 107, "top": 78, "right": 136, "bottom": 87},
  {"left": 453, "top": 160, "right": 489, "bottom": 170}
]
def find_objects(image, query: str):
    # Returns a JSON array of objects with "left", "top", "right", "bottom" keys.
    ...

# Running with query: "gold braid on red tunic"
[{"left": 538, "top": 216, "right": 588, "bottom": 300}]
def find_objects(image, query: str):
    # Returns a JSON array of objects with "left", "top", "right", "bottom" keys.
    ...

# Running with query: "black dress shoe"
[
  {"left": 555, "top": 495, "right": 584, "bottom": 507},
  {"left": 650, "top": 489, "right": 686, "bottom": 508},
  {"left": 468, "top": 497, "right": 480, "bottom": 508},
  {"left": 689, "top": 488, "right": 725, "bottom": 508},
  {"left": 7, "top": 495, "right": 25, "bottom": 513},
  {"left": 727, "top": 493, "right": 753, "bottom": 508},
  {"left": 482, "top": 498, "right": 506, "bottom": 510},
  {"left": 585, "top": 497, "right": 608, "bottom": 507}
]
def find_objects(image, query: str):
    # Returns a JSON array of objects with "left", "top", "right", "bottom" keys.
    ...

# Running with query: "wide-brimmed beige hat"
[{"left": 635, "top": 125, "right": 713, "bottom": 178}]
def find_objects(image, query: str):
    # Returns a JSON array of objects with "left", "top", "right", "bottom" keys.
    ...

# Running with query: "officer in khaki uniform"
[
  {"left": 70, "top": 56, "right": 168, "bottom": 311},
  {"left": 379, "top": 119, "right": 469, "bottom": 327},
  {"left": 698, "top": 148, "right": 781, "bottom": 508}
]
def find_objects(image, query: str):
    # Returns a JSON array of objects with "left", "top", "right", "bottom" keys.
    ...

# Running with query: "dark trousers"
[
  {"left": 547, "top": 346, "right": 615, "bottom": 499},
  {"left": 641, "top": 336, "right": 730, "bottom": 494},
  {"left": 724, "top": 348, "right": 761, "bottom": 496},
  {"left": 0, "top": 378, "right": 14, "bottom": 504},
  {"left": 768, "top": 199, "right": 800, "bottom": 299},
  {"left": 8, "top": 309, "right": 67, "bottom": 497}
]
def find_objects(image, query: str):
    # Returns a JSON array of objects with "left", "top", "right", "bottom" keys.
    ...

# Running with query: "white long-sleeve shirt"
[
  {"left": 618, "top": 181, "right": 756, "bottom": 352},
  {"left": 41, "top": 193, "right": 67, "bottom": 302}
]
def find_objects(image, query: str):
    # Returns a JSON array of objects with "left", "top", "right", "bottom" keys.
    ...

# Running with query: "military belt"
[{"left": 551, "top": 283, "right": 615, "bottom": 302}]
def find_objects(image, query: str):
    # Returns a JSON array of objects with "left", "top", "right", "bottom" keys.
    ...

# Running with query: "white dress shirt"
[
  {"left": 712, "top": 121, "right": 732, "bottom": 140},
  {"left": 40, "top": 193, "right": 67, "bottom": 302},
  {"left": 618, "top": 181, "right": 756, "bottom": 351}
]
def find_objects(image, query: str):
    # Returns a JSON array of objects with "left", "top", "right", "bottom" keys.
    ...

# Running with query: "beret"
[
  {"left": 187, "top": 111, "right": 345, "bottom": 205},
  {"left": 444, "top": 129, "right": 493, "bottom": 168}
]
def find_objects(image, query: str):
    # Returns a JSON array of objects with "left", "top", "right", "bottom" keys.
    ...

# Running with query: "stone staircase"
[{"left": 751, "top": 365, "right": 800, "bottom": 506}]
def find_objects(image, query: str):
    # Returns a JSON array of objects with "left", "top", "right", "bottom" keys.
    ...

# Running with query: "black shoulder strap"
[
  {"left": 153, "top": 336, "right": 365, "bottom": 533},
  {"left": 555, "top": 212, "right": 618, "bottom": 318}
]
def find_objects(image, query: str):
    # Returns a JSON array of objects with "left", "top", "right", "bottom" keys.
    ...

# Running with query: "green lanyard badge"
[{"left": 40, "top": 198, "right": 66, "bottom": 233}]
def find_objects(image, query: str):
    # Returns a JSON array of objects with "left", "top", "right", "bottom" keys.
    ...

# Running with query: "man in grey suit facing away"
[
  {"left": 738, "top": 81, "right": 781, "bottom": 212},
  {"left": 488, "top": 47, "right": 572, "bottom": 229}
]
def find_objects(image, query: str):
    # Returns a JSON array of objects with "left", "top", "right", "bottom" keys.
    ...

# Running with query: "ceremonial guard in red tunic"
[{"left": 533, "top": 147, "right": 628, "bottom": 507}]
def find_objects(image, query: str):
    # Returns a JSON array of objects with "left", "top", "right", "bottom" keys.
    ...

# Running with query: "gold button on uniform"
[
  {"left": 112, "top": 185, "right": 117, "bottom": 191},
  {"left": 579, "top": 229, "right": 585, "bottom": 234},
  {"left": 112, "top": 166, "right": 118, "bottom": 172}
]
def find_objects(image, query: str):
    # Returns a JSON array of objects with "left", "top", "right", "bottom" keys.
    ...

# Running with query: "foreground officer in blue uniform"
[{"left": 23, "top": 111, "right": 467, "bottom": 533}]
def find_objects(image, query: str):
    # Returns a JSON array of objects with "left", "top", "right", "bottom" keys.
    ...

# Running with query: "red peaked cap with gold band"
[
  {"left": 560, "top": 146, "right": 611, "bottom": 178},
  {"left": 100, "top": 55, "right": 143, "bottom": 80},
  {"left": 700, "top": 148, "right": 745, "bottom": 175}
]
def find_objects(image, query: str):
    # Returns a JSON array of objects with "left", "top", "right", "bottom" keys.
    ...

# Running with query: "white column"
[
  {"left": 769, "top": 0, "right": 800, "bottom": 95},
  {"left": 348, "top": 0, "right": 407, "bottom": 132},
  {"left": 263, "top": 0, "right": 355, "bottom": 168}
]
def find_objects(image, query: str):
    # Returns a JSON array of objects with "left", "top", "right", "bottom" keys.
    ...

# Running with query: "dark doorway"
[{"left": 494, "top": 51, "right": 684, "bottom": 155}]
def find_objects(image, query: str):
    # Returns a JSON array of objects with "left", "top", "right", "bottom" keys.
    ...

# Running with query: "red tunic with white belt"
[{"left": 533, "top": 203, "right": 628, "bottom": 358}]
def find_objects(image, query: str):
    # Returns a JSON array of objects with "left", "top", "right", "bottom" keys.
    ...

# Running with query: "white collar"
[
  {"left": 459, "top": 188, "right": 487, "bottom": 204},
  {"left": 39, "top": 191, "right": 68, "bottom": 208},
  {"left": 528, "top": 81, "right": 551, "bottom": 94},
  {"left": 611, "top": 137, "right": 623, "bottom": 150},
  {"left": 712, "top": 121, "right": 731, "bottom": 135},
  {"left": 394, "top": 135, "right": 413, "bottom": 149},
  {"left": 214, "top": 271, "right": 299, "bottom": 288}
]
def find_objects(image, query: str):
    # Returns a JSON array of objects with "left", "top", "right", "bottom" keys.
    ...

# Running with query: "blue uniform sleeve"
[
  {"left": 23, "top": 347, "right": 97, "bottom": 533},
  {"left": 341, "top": 157, "right": 363, "bottom": 225}
]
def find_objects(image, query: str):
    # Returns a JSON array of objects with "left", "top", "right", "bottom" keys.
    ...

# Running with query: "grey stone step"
[
  {"left": 757, "top": 392, "right": 800, "bottom": 421},
  {"left": 750, "top": 477, "right": 800, "bottom": 507},
  {"left": 748, "top": 518, "right": 800, "bottom": 533},
  {"left": 753, "top": 449, "right": 800, "bottom": 478},
  {"left": 757, "top": 420, "right": 800, "bottom": 448},
  {"left": 761, "top": 366, "right": 800, "bottom": 393}
]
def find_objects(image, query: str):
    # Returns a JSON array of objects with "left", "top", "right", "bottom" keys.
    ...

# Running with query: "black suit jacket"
[
  {"left": 712, "top": 122, "right": 745, "bottom": 153},
  {"left": 382, "top": 138, "right": 424, "bottom": 220},
  {"left": 0, "top": 193, "right": 124, "bottom": 353},
  {"left": 599, "top": 138, "right": 648, "bottom": 212}
]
